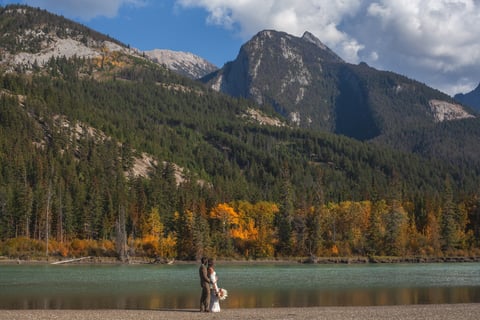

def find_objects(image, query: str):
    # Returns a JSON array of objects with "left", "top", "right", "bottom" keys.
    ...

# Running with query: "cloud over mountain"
[
  {"left": 178, "top": 0, "right": 480, "bottom": 96},
  {"left": 11, "top": 0, "right": 480, "bottom": 96},
  {"left": 23, "top": 0, "right": 146, "bottom": 19}
]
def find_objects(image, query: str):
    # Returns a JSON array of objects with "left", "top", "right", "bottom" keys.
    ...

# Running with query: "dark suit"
[{"left": 199, "top": 263, "right": 210, "bottom": 311}]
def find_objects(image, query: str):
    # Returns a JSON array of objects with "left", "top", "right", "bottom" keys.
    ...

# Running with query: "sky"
[{"left": 1, "top": 0, "right": 480, "bottom": 96}]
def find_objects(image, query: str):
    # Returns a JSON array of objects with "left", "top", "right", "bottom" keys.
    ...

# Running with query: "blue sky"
[
  {"left": 1, "top": 0, "right": 480, "bottom": 96},
  {"left": 0, "top": 0, "right": 243, "bottom": 67},
  {"left": 81, "top": 1, "right": 243, "bottom": 67}
]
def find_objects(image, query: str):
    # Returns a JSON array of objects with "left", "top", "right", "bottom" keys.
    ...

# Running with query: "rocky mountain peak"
[
  {"left": 302, "top": 31, "right": 327, "bottom": 50},
  {"left": 203, "top": 29, "right": 476, "bottom": 141},
  {"left": 203, "top": 29, "right": 348, "bottom": 128},
  {"left": 144, "top": 49, "right": 217, "bottom": 79},
  {"left": 454, "top": 82, "right": 480, "bottom": 112},
  {"left": 1, "top": 5, "right": 218, "bottom": 81},
  {"left": 0, "top": 4, "right": 142, "bottom": 73}
]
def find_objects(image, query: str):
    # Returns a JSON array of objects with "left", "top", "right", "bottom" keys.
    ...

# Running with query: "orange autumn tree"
[
  {"left": 210, "top": 203, "right": 240, "bottom": 232},
  {"left": 209, "top": 201, "right": 279, "bottom": 258},
  {"left": 230, "top": 219, "right": 258, "bottom": 257},
  {"left": 209, "top": 203, "right": 240, "bottom": 256}
]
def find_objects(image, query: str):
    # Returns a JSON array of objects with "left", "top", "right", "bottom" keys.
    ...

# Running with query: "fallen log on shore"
[{"left": 51, "top": 256, "right": 92, "bottom": 265}]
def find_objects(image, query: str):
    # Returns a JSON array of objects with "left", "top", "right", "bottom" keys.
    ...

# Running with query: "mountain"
[
  {"left": 144, "top": 49, "right": 218, "bottom": 79},
  {"left": 203, "top": 30, "right": 475, "bottom": 141},
  {"left": 454, "top": 83, "right": 480, "bottom": 111},
  {"left": 0, "top": 5, "right": 217, "bottom": 80},
  {"left": 203, "top": 30, "right": 345, "bottom": 133},
  {"left": 2, "top": 4, "right": 475, "bottom": 195},
  {"left": 202, "top": 29, "right": 480, "bottom": 173},
  {"left": 0, "top": 5, "right": 143, "bottom": 71},
  {"left": 1, "top": 5, "right": 480, "bottom": 259}
]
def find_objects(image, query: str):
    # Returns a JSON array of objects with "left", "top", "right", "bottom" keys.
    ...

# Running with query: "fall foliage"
[{"left": 2, "top": 197, "right": 479, "bottom": 260}]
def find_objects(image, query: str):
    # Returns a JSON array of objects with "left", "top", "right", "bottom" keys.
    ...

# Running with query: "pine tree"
[
  {"left": 440, "top": 177, "right": 457, "bottom": 252},
  {"left": 276, "top": 162, "right": 294, "bottom": 255},
  {"left": 384, "top": 203, "right": 408, "bottom": 256},
  {"left": 365, "top": 200, "right": 386, "bottom": 256}
]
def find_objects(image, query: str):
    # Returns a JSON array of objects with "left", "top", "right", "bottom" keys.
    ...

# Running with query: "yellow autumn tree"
[
  {"left": 160, "top": 233, "right": 177, "bottom": 259},
  {"left": 317, "top": 201, "right": 373, "bottom": 256},
  {"left": 229, "top": 201, "right": 256, "bottom": 257},
  {"left": 234, "top": 200, "right": 278, "bottom": 258},
  {"left": 142, "top": 207, "right": 163, "bottom": 237},
  {"left": 138, "top": 207, "right": 164, "bottom": 258},
  {"left": 254, "top": 201, "right": 279, "bottom": 257},
  {"left": 425, "top": 208, "right": 442, "bottom": 255}
]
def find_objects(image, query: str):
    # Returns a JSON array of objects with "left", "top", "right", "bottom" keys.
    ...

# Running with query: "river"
[{"left": 0, "top": 262, "right": 479, "bottom": 309}]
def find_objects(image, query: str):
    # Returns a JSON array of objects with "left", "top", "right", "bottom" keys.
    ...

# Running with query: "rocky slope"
[
  {"left": 203, "top": 30, "right": 475, "bottom": 141},
  {"left": 144, "top": 49, "right": 218, "bottom": 79},
  {"left": 0, "top": 5, "right": 143, "bottom": 72},
  {"left": 0, "top": 5, "right": 218, "bottom": 81}
]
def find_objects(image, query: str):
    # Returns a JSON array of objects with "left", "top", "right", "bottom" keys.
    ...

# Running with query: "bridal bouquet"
[{"left": 218, "top": 288, "right": 228, "bottom": 300}]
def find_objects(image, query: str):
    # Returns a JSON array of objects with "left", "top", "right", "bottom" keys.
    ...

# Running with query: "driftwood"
[
  {"left": 149, "top": 256, "right": 175, "bottom": 265},
  {"left": 51, "top": 256, "right": 92, "bottom": 265}
]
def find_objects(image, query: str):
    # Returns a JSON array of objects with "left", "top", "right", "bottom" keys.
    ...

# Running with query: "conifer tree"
[
  {"left": 276, "top": 162, "right": 294, "bottom": 255},
  {"left": 365, "top": 200, "right": 386, "bottom": 256},
  {"left": 440, "top": 177, "right": 457, "bottom": 251}
]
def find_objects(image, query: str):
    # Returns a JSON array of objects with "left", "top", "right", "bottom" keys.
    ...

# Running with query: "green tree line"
[{"left": 1, "top": 57, "right": 479, "bottom": 260}]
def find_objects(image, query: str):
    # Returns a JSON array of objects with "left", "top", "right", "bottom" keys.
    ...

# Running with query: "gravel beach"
[{"left": 1, "top": 304, "right": 479, "bottom": 320}]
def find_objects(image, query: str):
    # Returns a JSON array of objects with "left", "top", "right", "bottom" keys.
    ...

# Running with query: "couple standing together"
[{"left": 199, "top": 257, "right": 222, "bottom": 312}]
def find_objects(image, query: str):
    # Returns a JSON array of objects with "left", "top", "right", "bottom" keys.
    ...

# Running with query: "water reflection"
[
  {"left": 0, "top": 286, "right": 478, "bottom": 309},
  {"left": 222, "top": 287, "right": 480, "bottom": 308},
  {"left": 1, "top": 263, "right": 479, "bottom": 309}
]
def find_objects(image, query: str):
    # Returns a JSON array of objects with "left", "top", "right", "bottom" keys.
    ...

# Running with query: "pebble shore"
[{"left": 1, "top": 304, "right": 479, "bottom": 320}]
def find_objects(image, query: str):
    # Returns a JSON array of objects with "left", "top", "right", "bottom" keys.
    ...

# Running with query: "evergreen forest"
[{"left": 0, "top": 6, "right": 479, "bottom": 261}]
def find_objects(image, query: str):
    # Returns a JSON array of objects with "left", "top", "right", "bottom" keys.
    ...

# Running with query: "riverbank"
[
  {"left": 1, "top": 255, "right": 480, "bottom": 265},
  {"left": 1, "top": 304, "right": 479, "bottom": 320}
]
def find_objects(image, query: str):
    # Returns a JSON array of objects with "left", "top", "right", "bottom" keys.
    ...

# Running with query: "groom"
[{"left": 199, "top": 257, "right": 211, "bottom": 312}]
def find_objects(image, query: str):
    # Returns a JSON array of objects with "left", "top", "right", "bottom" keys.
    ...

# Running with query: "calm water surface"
[{"left": 0, "top": 262, "right": 479, "bottom": 309}]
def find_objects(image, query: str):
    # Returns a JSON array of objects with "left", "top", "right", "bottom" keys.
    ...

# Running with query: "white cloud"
[
  {"left": 360, "top": 0, "right": 480, "bottom": 95},
  {"left": 177, "top": 0, "right": 364, "bottom": 59},
  {"left": 176, "top": 0, "right": 480, "bottom": 95},
  {"left": 24, "top": 0, "right": 146, "bottom": 20},
  {"left": 11, "top": 0, "right": 480, "bottom": 95}
]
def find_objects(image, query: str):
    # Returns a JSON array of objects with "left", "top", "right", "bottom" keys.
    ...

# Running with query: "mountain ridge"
[
  {"left": 0, "top": 5, "right": 217, "bottom": 81},
  {"left": 200, "top": 29, "right": 480, "bottom": 171},
  {"left": 0, "top": 5, "right": 133, "bottom": 66},
  {"left": 144, "top": 49, "right": 218, "bottom": 79},
  {"left": 203, "top": 29, "right": 475, "bottom": 140},
  {"left": 454, "top": 83, "right": 480, "bottom": 111}
]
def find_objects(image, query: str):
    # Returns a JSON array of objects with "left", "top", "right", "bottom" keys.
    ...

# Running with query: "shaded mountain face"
[
  {"left": 203, "top": 30, "right": 475, "bottom": 141},
  {"left": 203, "top": 30, "right": 345, "bottom": 133},
  {"left": 454, "top": 83, "right": 480, "bottom": 111},
  {"left": 144, "top": 49, "right": 218, "bottom": 79}
]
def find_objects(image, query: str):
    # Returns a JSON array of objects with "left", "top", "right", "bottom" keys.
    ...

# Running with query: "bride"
[{"left": 207, "top": 259, "right": 221, "bottom": 312}]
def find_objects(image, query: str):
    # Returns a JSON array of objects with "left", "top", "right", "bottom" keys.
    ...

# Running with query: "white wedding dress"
[{"left": 209, "top": 270, "right": 221, "bottom": 312}]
